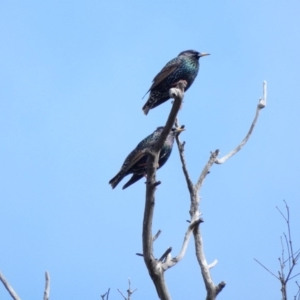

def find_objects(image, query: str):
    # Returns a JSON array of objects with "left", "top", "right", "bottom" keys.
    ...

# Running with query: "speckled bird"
[
  {"left": 109, "top": 126, "right": 184, "bottom": 190},
  {"left": 142, "top": 50, "right": 209, "bottom": 115}
]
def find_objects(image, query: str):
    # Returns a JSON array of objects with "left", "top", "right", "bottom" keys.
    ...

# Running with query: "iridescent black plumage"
[
  {"left": 142, "top": 50, "right": 209, "bottom": 115},
  {"left": 109, "top": 126, "right": 184, "bottom": 189}
]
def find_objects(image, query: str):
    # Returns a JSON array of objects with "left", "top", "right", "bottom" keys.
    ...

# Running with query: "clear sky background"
[{"left": 1, "top": 0, "right": 300, "bottom": 299}]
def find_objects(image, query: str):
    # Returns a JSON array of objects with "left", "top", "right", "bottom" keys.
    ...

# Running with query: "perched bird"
[
  {"left": 142, "top": 50, "right": 209, "bottom": 115},
  {"left": 109, "top": 126, "right": 184, "bottom": 190}
]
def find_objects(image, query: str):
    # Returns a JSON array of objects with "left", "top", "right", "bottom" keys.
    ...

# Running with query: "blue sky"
[{"left": 1, "top": 0, "right": 300, "bottom": 299}]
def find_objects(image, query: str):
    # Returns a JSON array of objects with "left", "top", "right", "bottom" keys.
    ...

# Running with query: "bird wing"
[
  {"left": 123, "top": 150, "right": 147, "bottom": 172},
  {"left": 123, "top": 138, "right": 158, "bottom": 172},
  {"left": 142, "top": 60, "right": 181, "bottom": 98}
]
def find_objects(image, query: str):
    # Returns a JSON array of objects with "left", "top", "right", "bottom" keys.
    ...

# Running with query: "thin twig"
[
  {"left": 284, "top": 200, "right": 295, "bottom": 263},
  {"left": 153, "top": 230, "right": 162, "bottom": 242},
  {"left": 254, "top": 259, "right": 279, "bottom": 279},
  {"left": 279, "top": 201, "right": 298, "bottom": 284},
  {"left": 278, "top": 256, "right": 285, "bottom": 282},
  {"left": 127, "top": 278, "right": 137, "bottom": 300},
  {"left": 117, "top": 279, "right": 138, "bottom": 300},
  {"left": 159, "top": 247, "right": 172, "bottom": 262},
  {"left": 43, "top": 271, "right": 50, "bottom": 300},
  {"left": 281, "top": 236, "right": 286, "bottom": 271},
  {"left": 286, "top": 262, "right": 298, "bottom": 284},
  {"left": 276, "top": 206, "right": 288, "bottom": 222},
  {"left": 295, "top": 281, "right": 300, "bottom": 300},
  {"left": 289, "top": 273, "right": 300, "bottom": 281},
  {"left": 257, "top": 201, "right": 299, "bottom": 300},
  {"left": 101, "top": 288, "right": 110, "bottom": 300},
  {"left": 284, "top": 232, "right": 292, "bottom": 270},
  {"left": 117, "top": 289, "right": 127, "bottom": 300},
  {"left": 283, "top": 248, "right": 300, "bottom": 265},
  {"left": 174, "top": 121, "right": 194, "bottom": 194}
]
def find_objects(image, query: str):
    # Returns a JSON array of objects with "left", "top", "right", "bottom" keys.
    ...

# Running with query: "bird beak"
[
  {"left": 174, "top": 126, "right": 185, "bottom": 133},
  {"left": 198, "top": 53, "right": 210, "bottom": 57}
]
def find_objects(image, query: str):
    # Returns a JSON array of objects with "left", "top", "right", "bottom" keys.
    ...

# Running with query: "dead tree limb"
[{"left": 174, "top": 81, "right": 267, "bottom": 300}]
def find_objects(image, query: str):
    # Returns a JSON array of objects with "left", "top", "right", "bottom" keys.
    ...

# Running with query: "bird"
[
  {"left": 142, "top": 50, "right": 209, "bottom": 115},
  {"left": 109, "top": 126, "right": 184, "bottom": 189}
]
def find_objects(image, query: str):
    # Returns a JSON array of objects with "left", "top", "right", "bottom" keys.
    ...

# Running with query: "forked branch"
[
  {"left": 101, "top": 288, "right": 110, "bottom": 300},
  {"left": 117, "top": 278, "right": 137, "bottom": 300},
  {"left": 162, "top": 219, "right": 204, "bottom": 270},
  {"left": 143, "top": 81, "right": 266, "bottom": 300},
  {"left": 175, "top": 81, "right": 267, "bottom": 300},
  {"left": 255, "top": 200, "right": 300, "bottom": 299}
]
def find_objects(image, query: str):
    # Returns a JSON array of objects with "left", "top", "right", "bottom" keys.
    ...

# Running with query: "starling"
[
  {"left": 109, "top": 126, "right": 184, "bottom": 189},
  {"left": 142, "top": 50, "right": 209, "bottom": 115}
]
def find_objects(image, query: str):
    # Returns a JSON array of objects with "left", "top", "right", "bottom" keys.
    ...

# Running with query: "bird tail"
[
  {"left": 142, "top": 103, "right": 150, "bottom": 115},
  {"left": 142, "top": 94, "right": 153, "bottom": 115},
  {"left": 122, "top": 174, "right": 143, "bottom": 189},
  {"left": 109, "top": 172, "right": 124, "bottom": 189},
  {"left": 143, "top": 92, "right": 168, "bottom": 114}
]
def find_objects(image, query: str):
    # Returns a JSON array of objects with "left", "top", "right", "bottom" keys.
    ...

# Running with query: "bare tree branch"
[
  {"left": 215, "top": 81, "right": 267, "bottom": 164},
  {"left": 174, "top": 136, "right": 224, "bottom": 299},
  {"left": 256, "top": 200, "right": 299, "bottom": 299},
  {"left": 43, "top": 271, "right": 50, "bottom": 300},
  {"left": 175, "top": 81, "right": 266, "bottom": 299},
  {"left": 101, "top": 288, "right": 110, "bottom": 300},
  {"left": 174, "top": 121, "right": 194, "bottom": 194},
  {"left": 162, "top": 219, "right": 204, "bottom": 270},
  {"left": 0, "top": 271, "right": 21, "bottom": 300},
  {"left": 118, "top": 279, "right": 137, "bottom": 300},
  {"left": 143, "top": 80, "right": 186, "bottom": 300}
]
